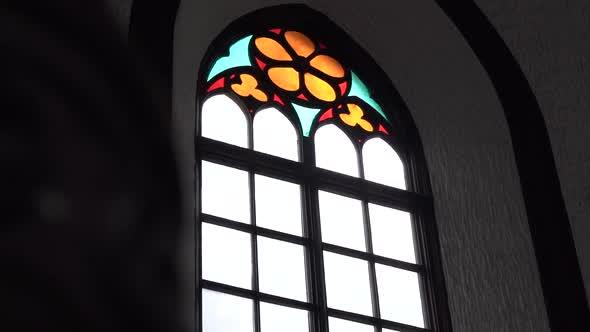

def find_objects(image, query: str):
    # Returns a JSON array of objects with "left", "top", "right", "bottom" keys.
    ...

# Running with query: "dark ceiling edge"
[
  {"left": 434, "top": 1, "right": 590, "bottom": 331},
  {"left": 128, "top": 0, "right": 590, "bottom": 330}
]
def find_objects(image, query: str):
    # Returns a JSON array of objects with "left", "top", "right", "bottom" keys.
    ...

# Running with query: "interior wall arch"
[{"left": 169, "top": 1, "right": 551, "bottom": 331}]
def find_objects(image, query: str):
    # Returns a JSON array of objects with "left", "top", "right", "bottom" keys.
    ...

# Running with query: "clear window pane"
[
  {"left": 257, "top": 237, "right": 307, "bottom": 302},
  {"left": 201, "top": 161, "right": 250, "bottom": 224},
  {"left": 201, "top": 94, "right": 248, "bottom": 148},
  {"left": 362, "top": 138, "right": 406, "bottom": 189},
  {"left": 323, "top": 251, "right": 372, "bottom": 316},
  {"left": 315, "top": 124, "right": 359, "bottom": 177},
  {"left": 260, "top": 302, "right": 309, "bottom": 332},
  {"left": 328, "top": 317, "right": 374, "bottom": 332},
  {"left": 202, "top": 289, "right": 253, "bottom": 332},
  {"left": 202, "top": 223, "right": 252, "bottom": 289},
  {"left": 254, "top": 107, "right": 299, "bottom": 161},
  {"left": 255, "top": 174, "right": 302, "bottom": 236},
  {"left": 319, "top": 191, "right": 365, "bottom": 251},
  {"left": 376, "top": 264, "right": 425, "bottom": 328},
  {"left": 369, "top": 203, "right": 416, "bottom": 263}
]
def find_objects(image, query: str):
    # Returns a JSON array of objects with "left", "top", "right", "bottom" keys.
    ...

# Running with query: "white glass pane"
[
  {"left": 254, "top": 107, "right": 299, "bottom": 161},
  {"left": 201, "top": 161, "right": 250, "bottom": 224},
  {"left": 202, "top": 223, "right": 251, "bottom": 289},
  {"left": 369, "top": 203, "right": 416, "bottom": 263},
  {"left": 328, "top": 317, "right": 374, "bottom": 332},
  {"left": 201, "top": 94, "right": 248, "bottom": 148},
  {"left": 258, "top": 237, "right": 307, "bottom": 302},
  {"left": 376, "top": 264, "right": 424, "bottom": 328},
  {"left": 255, "top": 175, "right": 302, "bottom": 236},
  {"left": 202, "top": 289, "right": 253, "bottom": 332},
  {"left": 323, "top": 251, "right": 372, "bottom": 316},
  {"left": 319, "top": 191, "right": 365, "bottom": 251},
  {"left": 315, "top": 124, "right": 358, "bottom": 177},
  {"left": 260, "top": 302, "right": 309, "bottom": 332},
  {"left": 362, "top": 138, "right": 406, "bottom": 189}
]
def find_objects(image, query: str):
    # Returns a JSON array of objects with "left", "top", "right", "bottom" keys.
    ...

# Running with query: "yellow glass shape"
[
  {"left": 231, "top": 74, "right": 268, "bottom": 102},
  {"left": 304, "top": 73, "right": 336, "bottom": 101},
  {"left": 269, "top": 67, "right": 300, "bottom": 91},
  {"left": 340, "top": 103, "right": 374, "bottom": 132},
  {"left": 285, "top": 31, "right": 315, "bottom": 58},
  {"left": 310, "top": 55, "right": 344, "bottom": 78},
  {"left": 256, "top": 37, "right": 292, "bottom": 61}
]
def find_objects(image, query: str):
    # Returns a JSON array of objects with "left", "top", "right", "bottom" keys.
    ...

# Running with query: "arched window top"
[
  {"left": 202, "top": 28, "right": 395, "bottom": 141},
  {"left": 196, "top": 5, "right": 447, "bottom": 332}
]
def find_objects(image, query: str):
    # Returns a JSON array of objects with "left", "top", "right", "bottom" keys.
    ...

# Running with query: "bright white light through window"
[
  {"left": 260, "top": 302, "right": 309, "bottom": 332},
  {"left": 363, "top": 138, "right": 406, "bottom": 189},
  {"left": 202, "top": 94, "right": 248, "bottom": 148},
  {"left": 376, "top": 264, "right": 425, "bottom": 328},
  {"left": 319, "top": 190, "right": 366, "bottom": 251},
  {"left": 202, "top": 223, "right": 252, "bottom": 289},
  {"left": 369, "top": 203, "right": 416, "bottom": 263},
  {"left": 201, "top": 161, "right": 250, "bottom": 224},
  {"left": 202, "top": 290, "right": 253, "bottom": 332},
  {"left": 315, "top": 124, "right": 359, "bottom": 177},
  {"left": 254, "top": 107, "right": 299, "bottom": 161},
  {"left": 255, "top": 174, "right": 302, "bottom": 236},
  {"left": 323, "top": 251, "right": 373, "bottom": 316},
  {"left": 257, "top": 236, "right": 307, "bottom": 302},
  {"left": 328, "top": 317, "right": 374, "bottom": 332}
]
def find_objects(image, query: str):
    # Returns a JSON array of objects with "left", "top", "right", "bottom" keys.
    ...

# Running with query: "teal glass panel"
[
  {"left": 207, "top": 35, "right": 253, "bottom": 81},
  {"left": 349, "top": 71, "right": 389, "bottom": 123},
  {"left": 292, "top": 103, "right": 322, "bottom": 137}
]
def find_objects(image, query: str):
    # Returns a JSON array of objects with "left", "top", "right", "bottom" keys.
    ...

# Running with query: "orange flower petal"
[
  {"left": 310, "top": 55, "right": 345, "bottom": 78},
  {"left": 255, "top": 37, "right": 292, "bottom": 61},
  {"left": 339, "top": 104, "right": 373, "bottom": 131},
  {"left": 358, "top": 119, "right": 374, "bottom": 132},
  {"left": 285, "top": 31, "right": 315, "bottom": 58},
  {"left": 231, "top": 74, "right": 268, "bottom": 102},
  {"left": 268, "top": 67, "right": 300, "bottom": 91},
  {"left": 304, "top": 73, "right": 335, "bottom": 101}
]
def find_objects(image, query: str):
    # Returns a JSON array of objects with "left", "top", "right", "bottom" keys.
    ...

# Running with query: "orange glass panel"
[
  {"left": 268, "top": 67, "right": 300, "bottom": 91},
  {"left": 285, "top": 31, "right": 315, "bottom": 58},
  {"left": 339, "top": 103, "right": 374, "bottom": 131},
  {"left": 310, "top": 55, "right": 344, "bottom": 78},
  {"left": 255, "top": 37, "right": 292, "bottom": 61},
  {"left": 304, "top": 73, "right": 335, "bottom": 101},
  {"left": 231, "top": 74, "right": 268, "bottom": 102}
]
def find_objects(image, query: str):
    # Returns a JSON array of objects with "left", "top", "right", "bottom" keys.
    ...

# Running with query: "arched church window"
[{"left": 196, "top": 6, "right": 449, "bottom": 332}]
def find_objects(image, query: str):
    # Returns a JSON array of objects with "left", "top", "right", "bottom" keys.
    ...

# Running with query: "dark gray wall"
[
  {"left": 475, "top": 0, "right": 590, "bottom": 302},
  {"left": 171, "top": 1, "right": 564, "bottom": 331}
]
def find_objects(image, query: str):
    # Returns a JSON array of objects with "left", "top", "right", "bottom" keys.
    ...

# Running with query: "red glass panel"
[
  {"left": 273, "top": 94, "right": 285, "bottom": 106},
  {"left": 338, "top": 81, "right": 347, "bottom": 95},
  {"left": 378, "top": 124, "right": 389, "bottom": 135},
  {"left": 255, "top": 57, "right": 267, "bottom": 70},
  {"left": 319, "top": 109, "right": 333, "bottom": 122},
  {"left": 207, "top": 77, "right": 225, "bottom": 92},
  {"left": 297, "top": 93, "right": 308, "bottom": 101}
]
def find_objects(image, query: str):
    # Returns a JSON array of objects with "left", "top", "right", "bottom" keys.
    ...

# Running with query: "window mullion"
[
  {"left": 249, "top": 170, "right": 262, "bottom": 332},
  {"left": 302, "top": 137, "right": 328, "bottom": 332}
]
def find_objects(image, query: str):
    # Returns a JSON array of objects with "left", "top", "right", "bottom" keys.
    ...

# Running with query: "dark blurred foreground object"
[{"left": 1, "top": 1, "right": 183, "bottom": 331}]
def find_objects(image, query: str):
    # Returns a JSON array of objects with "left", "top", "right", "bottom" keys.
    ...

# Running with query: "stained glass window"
[{"left": 197, "top": 9, "right": 447, "bottom": 332}]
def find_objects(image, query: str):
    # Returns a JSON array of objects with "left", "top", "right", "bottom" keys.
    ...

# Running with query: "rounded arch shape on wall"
[{"left": 194, "top": 5, "right": 452, "bottom": 332}]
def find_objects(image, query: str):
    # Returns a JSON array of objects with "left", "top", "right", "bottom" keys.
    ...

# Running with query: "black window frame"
[{"left": 195, "top": 5, "right": 452, "bottom": 332}]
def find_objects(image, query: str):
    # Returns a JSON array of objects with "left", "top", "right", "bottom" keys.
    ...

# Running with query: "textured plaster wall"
[
  {"left": 173, "top": 1, "right": 550, "bottom": 331},
  {"left": 475, "top": 0, "right": 590, "bottom": 303}
]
